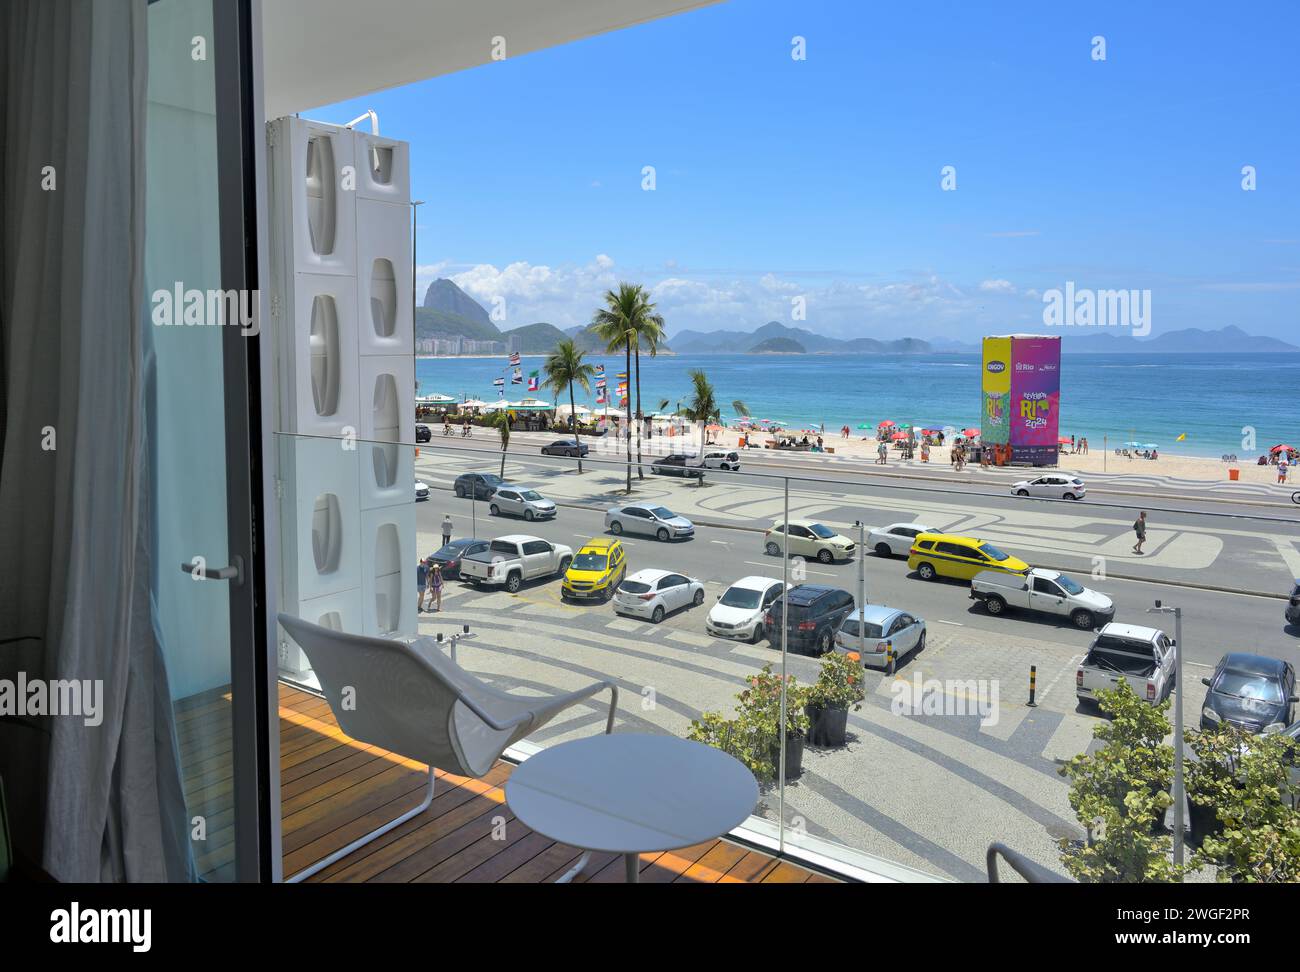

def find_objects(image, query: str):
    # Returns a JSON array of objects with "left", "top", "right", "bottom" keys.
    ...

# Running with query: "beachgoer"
[
  {"left": 877, "top": 441, "right": 887, "bottom": 465},
  {"left": 1279, "top": 458, "right": 1290, "bottom": 484},
  {"left": 1132, "top": 511, "right": 1147, "bottom": 555},
  {"left": 419, "top": 557, "right": 436, "bottom": 611},
  {"left": 429, "top": 563, "right": 443, "bottom": 612},
  {"left": 441, "top": 514, "right": 453, "bottom": 546},
  {"left": 416, "top": 556, "right": 428, "bottom": 607},
  {"left": 920, "top": 442, "right": 930, "bottom": 463},
  {"left": 816, "top": 436, "right": 823, "bottom": 451}
]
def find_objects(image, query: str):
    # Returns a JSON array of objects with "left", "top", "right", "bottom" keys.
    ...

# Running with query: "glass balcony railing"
[{"left": 272, "top": 425, "right": 1293, "bottom": 882}]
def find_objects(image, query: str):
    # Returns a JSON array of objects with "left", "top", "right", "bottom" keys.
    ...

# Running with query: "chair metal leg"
[{"left": 286, "top": 766, "right": 435, "bottom": 883}]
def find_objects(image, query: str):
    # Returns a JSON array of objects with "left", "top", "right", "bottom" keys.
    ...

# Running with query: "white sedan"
[
  {"left": 613, "top": 569, "right": 705, "bottom": 624},
  {"left": 706, "top": 576, "right": 788, "bottom": 643},
  {"left": 1011, "top": 475, "right": 1086, "bottom": 500},
  {"left": 867, "top": 522, "right": 934, "bottom": 558}
]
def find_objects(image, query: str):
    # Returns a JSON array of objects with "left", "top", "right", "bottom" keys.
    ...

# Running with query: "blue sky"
[{"left": 322, "top": 0, "right": 1299, "bottom": 342}]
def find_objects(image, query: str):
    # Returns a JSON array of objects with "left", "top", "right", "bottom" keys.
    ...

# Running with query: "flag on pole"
[
  {"left": 527, "top": 370, "right": 539, "bottom": 392},
  {"left": 509, "top": 351, "right": 521, "bottom": 366},
  {"left": 511, "top": 368, "right": 523, "bottom": 385},
  {"left": 596, "top": 390, "right": 606, "bottom": 405},
  {"left": 595, "top": 378, "right": 607, "bottom": 390},
  {"left": 594, "top": 364, "right": 605, "bottom": 377}
]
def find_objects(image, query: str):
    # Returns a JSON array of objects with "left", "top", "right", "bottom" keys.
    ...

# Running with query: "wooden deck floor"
[{"left": 176, "top": 682, "right": 836, "bottom": 883}]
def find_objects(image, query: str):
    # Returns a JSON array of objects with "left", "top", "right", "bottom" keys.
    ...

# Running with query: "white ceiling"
[{"left": 261, "top": 0, "right": 723, "bottom": 119}]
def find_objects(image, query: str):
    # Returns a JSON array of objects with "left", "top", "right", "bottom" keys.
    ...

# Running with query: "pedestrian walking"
[
  {"left": 441, "top": 513, "right": 453, "bottom": 546},
  {"left": 877, "top": 440, "right": 888, "bottom": 465},
  {"left": 416, "top": 556, "right": 429, "bottom": 608},
  {"left": 419, "top": 556, "right": 435, "bottom": 611},
  {"left": 422, "top": 560, "right": 443, "bottom": 613},
  {"left": 1279, "top": 457, "right": 1290, "bottom": 484},
  {"left": 1132, "top": 511, "right": 1148, "bottom": 555}
]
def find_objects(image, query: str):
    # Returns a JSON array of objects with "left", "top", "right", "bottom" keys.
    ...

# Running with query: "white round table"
[{"left": 505, "top": 733, "right": 759, "bottom": 883}]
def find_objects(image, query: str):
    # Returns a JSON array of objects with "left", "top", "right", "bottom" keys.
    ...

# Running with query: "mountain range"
[
  {"left": 925, "top": 326, "right": 1298, "bottom": 354},
  {"left": 670, "top": 321, "right": 931, "bottom": 354}
]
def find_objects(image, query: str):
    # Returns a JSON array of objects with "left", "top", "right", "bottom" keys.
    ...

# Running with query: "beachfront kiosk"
[{"left": 980, "top": 334, "right": 1061, "bottom": 466}]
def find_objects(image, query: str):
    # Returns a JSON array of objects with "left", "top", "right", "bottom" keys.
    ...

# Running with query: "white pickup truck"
[
  {"left": 970, "top": 567, "right": 1115, "bottom": 630},
  {"left": 459, "top": 535, "right": 573, "bottom": 593},
  {"left": 1076, "top": 623, "right": 1177, "bottom": 707}
]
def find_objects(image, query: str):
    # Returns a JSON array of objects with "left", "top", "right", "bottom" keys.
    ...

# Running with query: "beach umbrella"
[
  {"left": 856, "top": 423, "right": 870, "bottom": 429},
  {"left": 890, "top": 431, "right": 908, "bottom": 441},
  {"left": 705, "top": 424, "right": 724, "bottom": 432},
  {"left": 877, "top": 420, "right": 895, "bottom": 428},
  {"left": 1057, "top": 436, "right": 1072, "bottom": 445},
  {"left": 962, "top": 428, "right": 980, "bottom": 438},
  {"left": 1270, "top": 444, "right": 1295, "bottom": 454}
]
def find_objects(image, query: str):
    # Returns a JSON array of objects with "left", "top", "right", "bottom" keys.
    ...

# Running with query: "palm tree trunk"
[
  {"left": 634, "top": 344, "right": 643, "bottom": 480},
  {"left": 624, "top": 343, "right": 632, "bottom": 492},
  {"left": 569, "top": 381, "right": 582, "bottom": 474}
]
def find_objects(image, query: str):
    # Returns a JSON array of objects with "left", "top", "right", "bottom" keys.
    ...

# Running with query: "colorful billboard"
[{"left": 981, "top": 335, "right": 1061, "bottom": 465}]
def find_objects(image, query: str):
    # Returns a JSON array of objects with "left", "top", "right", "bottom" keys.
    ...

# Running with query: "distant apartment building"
[{"left": 426, "top": 337, "right": 503, "bottom": 355}]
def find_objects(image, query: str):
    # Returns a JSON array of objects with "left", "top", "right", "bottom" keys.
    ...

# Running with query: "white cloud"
[{"left": 978, "top": 279, "right": 1017, "bottom": 294}]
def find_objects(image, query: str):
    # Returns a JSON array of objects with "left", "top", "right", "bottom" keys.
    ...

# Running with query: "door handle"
[{"left": 182, "top": 555, "right": 244, "bottom": 586}]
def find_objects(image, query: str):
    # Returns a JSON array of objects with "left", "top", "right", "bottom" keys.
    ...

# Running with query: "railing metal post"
[{"left": 778, "top": 475, "right": 789, "bottom": 854}]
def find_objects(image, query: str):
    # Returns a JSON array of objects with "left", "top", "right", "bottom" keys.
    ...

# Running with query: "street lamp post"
[{"left": 1148, "top": 599, "right": 1185, "bottom": 870}]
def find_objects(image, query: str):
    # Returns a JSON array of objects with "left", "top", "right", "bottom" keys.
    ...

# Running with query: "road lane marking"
[{"left": 934, "top": 620, "right": 964, "bottom": 626}]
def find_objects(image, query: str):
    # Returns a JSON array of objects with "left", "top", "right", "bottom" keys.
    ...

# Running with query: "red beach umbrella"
[
  {"left": 1270, "top": 444, "right": 1295, "bottom": 454},
  {"left": 962, "top": 428, "right": 981, "bottom": 438},
  {"left": 877, "top": 420, "right": 896, "bottom": 428},
  {"left": 890, "top": 431, "right": 908, "bottom": 441}
]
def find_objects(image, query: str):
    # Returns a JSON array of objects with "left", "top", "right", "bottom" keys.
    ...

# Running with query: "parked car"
[
  {"left": 540, "top": 438, "right": 589, "bottom": 458},
  {"left": 970, "top": 567, "right": 1114, "bottom": 630},
  {"left": 1010, "top": 475, "right": 1087, "bottom": 500},
  {"left": 459, "top": 535, "right": 573, "bottom": 593},
  {"left": 701, "top": 449, "right": 741, "bottom": 471},
  {"left": 561, "top": 537, "right": 627, "bottom": 601},
  {"left": 867, "top": 522, "right": 934, "bottom": 558},
  {"left": 763, "top": 519, "right": 856, "bottom": 564},
  {"left": 650, "top": 453, "right": 705, "bottom": 478},
  {"left": 453, "top": 472, "right": 503, "bottom": 500},
  {"left": 414, "top": 480, "right": 430, "bottom": 502},
  {"left": 1076, "top": 623, "right": 1177, "bottom": 707},
  {"left": 1286, "top": 579, "right": 1300, "bottom": 627},
  {"left": 706, "top": 576, "right": 787, "bottom": 643},
  {"left": 761, "top": 584, "right": 856, "bottom": 656},
  {"left": 415, "top": 423, "right": 431, "bottom": 443},
  {"left": 427, "top": 538, "right": 490, "bottom": 580},
  {"left": 907, "top": 532, "right": 1029, "bottom": 583},
  {"left": 605, "top": 503, "right": 694, "bottom": 541},
  {"left": 613, "top": 568, "right": 705, "bottom": 624},
  {"left": 1200, "top": 653, "right": 1298, "bottom": 733},
  {"left": 834, "top": 605, "right": 926, "bottom": 673},
  {"left": 489, "top": 485, "right": 557, "bottom": 521}
]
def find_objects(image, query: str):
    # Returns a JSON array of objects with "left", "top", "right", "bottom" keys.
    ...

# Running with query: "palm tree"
[
  {"left": 491, "top": 409, "right": 512, "bottom": 478},
  {"left": 680, "top": 369, "right": 749, "bottom": 452},
  {"left": 542, "top": 338, "right": 595, "bottom": 473},
  {"left": 592, "top": 282, "right": 664, "bottom": 488}
]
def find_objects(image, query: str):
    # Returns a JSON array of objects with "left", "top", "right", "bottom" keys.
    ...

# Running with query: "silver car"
[
  {"left": 489, "top": 485, "right": 557, "bottom": 521},
  {"left": 604, "top": 503, "right": 694, "bottom": 542},
  {"left": 834, "top": 604, "right": 926, "bottom": 674}
]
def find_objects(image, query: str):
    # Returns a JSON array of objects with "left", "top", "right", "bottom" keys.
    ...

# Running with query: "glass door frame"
[{"left": 210, "top": 0, "right": 277, "bottom": 883}]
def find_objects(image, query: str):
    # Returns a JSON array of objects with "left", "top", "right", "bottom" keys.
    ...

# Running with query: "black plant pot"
[
  {"left": 806, "top": 703, "right": 849, "bottom": 747},
  {"left": 770, "top": 731, "right": 805, "bottom": 780}
]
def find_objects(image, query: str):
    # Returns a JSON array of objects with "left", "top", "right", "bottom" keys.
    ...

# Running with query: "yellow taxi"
[
  {"left": 906, "top": 532, "right": 1029, "bottom": 583},
  {"left": 561, "top": 537, "right": 627, "bottom": 601}
]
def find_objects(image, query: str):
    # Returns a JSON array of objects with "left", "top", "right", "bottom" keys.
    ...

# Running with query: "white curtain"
[{"left": 0, "top": 0, "right": 193, "bottom": 881}]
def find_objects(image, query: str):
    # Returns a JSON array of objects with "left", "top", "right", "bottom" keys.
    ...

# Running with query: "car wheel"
[
  {"left": 524, "top": 509, "right": 534, "bottom": 521},
  {"left": 489, "top": 504, "right": 500, "bottom": 516},
  {"left": 505, "top": 573, "right": 522, "bottom": 594},
  {"left": 692, "top": 588, "right": 705, "bottom": 607},
  {"left": 917, "top": 562, "right": 937, "bottom": 581},
  {"left": 656, "top": 527, "right": 670, "bottom": 542},
  {"left": 455, "top": 485, "right": 466, "bottom": 498},
  {"left": 817, "top": 629, "right": 832, "bottom": 656},
  {"left": 610, "top": 521, "right": 623, "bottom": 535},
  {"left": 875, "top": 542, "right": 893, "bottom": 557},
  {"left": 1016, "top": 489, "right": 1029, "bottom": 497},
  {"left": 817, "top": 549, "right": 834, "bottom": 564},
  {"left": 765, "top": 541, "right": 781, "bottom": 557},
  {"left": 651, "top": 605, "right": 665, "bottom": 624},
  {"left": 985, "top": 594, "right": 1006, "bottom": 615},
  {"left": 917, "top": 631, "right": 926, "bottom": 653},
  {"left": 1071, "top": 609, "right": 1095, "bottom": 630}
]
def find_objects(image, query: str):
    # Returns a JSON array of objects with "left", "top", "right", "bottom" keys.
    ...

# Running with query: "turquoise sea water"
[{"left": 417, "top": 352, "right": 1296, "bottom": 459}]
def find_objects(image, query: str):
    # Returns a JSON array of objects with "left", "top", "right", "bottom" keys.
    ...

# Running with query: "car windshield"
[
  {"left": 650, "top": 507, "right": 676, "bottom": 520},
  {"left": 719, "top": 588, "right": 762, "bottom": 609},
  {"left": 841, "top": 619, "right": 884, "bottom": 639},
  {"left": 483, "top": 475, "right": 502, "bottom": 486},
  {"left": 573, "top": 553, "right": 607, "bottom": 571},
  {"left": 978, "top": 542, "right": 1011, "bottom": 561},
  {"left": 620, "top": 581, "right": 651, "bottom": 594},
  {"left": 520, "top": 491, "right": 544, "bottom": 501},
  {"left": 1215, "top": 671, "right": 1283, "bottom": 703},
  {"left": 1056, "top": 574, "right": 1085, "bottom": 595},
  {"left": 808, "top": 524, "right": 837, "bottom": 539}
]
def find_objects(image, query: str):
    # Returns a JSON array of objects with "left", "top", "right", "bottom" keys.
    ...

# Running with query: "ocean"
[{"left": 416, "top": 352, "right": 1294, "bottom": 460}]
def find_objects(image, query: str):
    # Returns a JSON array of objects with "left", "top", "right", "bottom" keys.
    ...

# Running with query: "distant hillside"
[
  {"left": 1063, "top": 325, "right": 1300, "bottom": 353},
  {"left": 501, "top": 322, "right": 570, "bottom": 353},
  {"left": 748, "top": 336, "right": 806, "bottom": 354},
  {"left": 423, "top": 278, "right": 493, "bottom": 326},
  {"left": 565, "top": 323, "right": 672, "bottom": 355},
  {"left": 671, "top": 321, "right": 931, "bottom": 354}
]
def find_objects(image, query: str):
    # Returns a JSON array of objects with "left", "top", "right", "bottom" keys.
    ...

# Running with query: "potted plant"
[
  {"left": 806, "top": 651, "right": 865, "bottom": 747},
  {"left": 738, "top": 664, "right": 810, "bottom": 780}
]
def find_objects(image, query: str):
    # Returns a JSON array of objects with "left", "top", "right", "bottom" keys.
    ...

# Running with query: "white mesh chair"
[{"left": 278, "top": 613, "right": 619, "bottom": 882}]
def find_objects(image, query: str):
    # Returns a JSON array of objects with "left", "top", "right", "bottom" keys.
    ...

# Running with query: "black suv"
[
  {"left": 651, "top": 453, "right": 704, "bottom": 478},
  {"left": 415, "top": 423, "right": 431, "bottom": 443},
  {"left": 453, "top": 472, "right": 503, "bottom": 500},
  {"left": 1200, "top": 653, "right": 1298, "bottom": 733},
  {"left": 762, "top": 584, "right": 855, "bottom": 655},
  {"left": 1287, "top": 580, "right": 1300, "bottom": 627}
]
